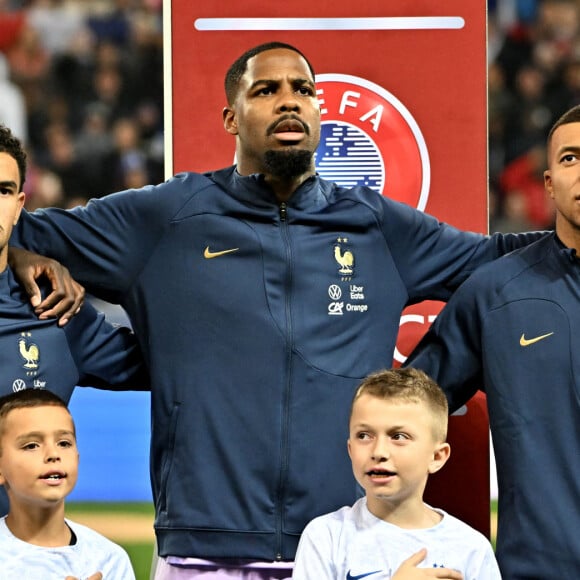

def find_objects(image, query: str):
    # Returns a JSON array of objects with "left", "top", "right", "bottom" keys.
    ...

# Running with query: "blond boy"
[{"left": 293, "top": 368, "right": 500, "bottom": 580}]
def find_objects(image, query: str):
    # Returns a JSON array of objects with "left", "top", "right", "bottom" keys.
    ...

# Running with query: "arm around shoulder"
[
  {"left": 405, "top": 271, "right": 487, "bottom": 412},
  {"left": 490, "top": 229, "right": 549, "bottom": 255},
  {"left": 11, "top": 182, "right": 176, "bottom": 299}
]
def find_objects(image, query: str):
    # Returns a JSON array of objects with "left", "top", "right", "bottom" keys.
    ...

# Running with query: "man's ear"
[
  {"left": 223, "top": 107, "right": 238, "bottom": 135},
  {"left": 14, "top": 192, "right": 25, "bottom": 225},
  {"left": 428, "top": 442, "right": 451, "bottom": 475},
  {"left": 544, "top": 169, "right": 554, "bottom": 199}
]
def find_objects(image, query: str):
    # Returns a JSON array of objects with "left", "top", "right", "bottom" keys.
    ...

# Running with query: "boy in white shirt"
[
  {"left": 0, "top": 388, "right": 136, "bottom": 580},
  {"left": 293, "top": 368, "right": 501, "bottom": 580}
]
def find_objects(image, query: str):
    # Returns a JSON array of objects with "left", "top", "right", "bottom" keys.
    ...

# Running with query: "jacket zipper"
[{"left": 275, "top": 201, "right": 292, "bottom": 560}]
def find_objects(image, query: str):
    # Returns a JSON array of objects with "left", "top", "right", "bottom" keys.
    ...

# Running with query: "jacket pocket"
[{"left": 158, "top": 402, "right": 181, "bottom": 514}]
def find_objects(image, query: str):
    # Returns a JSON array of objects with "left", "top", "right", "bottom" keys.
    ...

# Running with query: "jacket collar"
[
  {"left": 551, "top": 231, "right": 580, "bottom": 267},
  {"left": 207, "top": 165, "right": 333, "bottom": 211}
]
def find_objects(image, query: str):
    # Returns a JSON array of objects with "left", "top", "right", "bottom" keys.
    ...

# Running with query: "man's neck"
[
  {"left": 263, "top": 173, "right": 313, "bottom": 203},
  {"left": 235, "top": 153, "right": 316, "bottom": 203},
  {"left": 555, "top": 220, "right": 580, "bottom": 255}
]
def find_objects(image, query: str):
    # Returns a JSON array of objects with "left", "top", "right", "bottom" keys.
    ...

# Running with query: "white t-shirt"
[
  {"left": 293, "top": 498, "right": 501, "bottom": 580},
  {"left": 0, "top": 516, "right": 136, "bottom": 579}
]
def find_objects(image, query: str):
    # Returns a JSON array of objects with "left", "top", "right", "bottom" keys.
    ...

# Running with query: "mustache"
[{"left": 266, "top": 114, "right": 310, "bottom": 136}]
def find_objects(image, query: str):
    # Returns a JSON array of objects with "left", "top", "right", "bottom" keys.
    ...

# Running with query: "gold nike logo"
[
  {"left": 203, "top": 246, "right": 239, "bottom": 259},
  {"left": 519, "top": 332, "right": 554, "bottom": 347}
]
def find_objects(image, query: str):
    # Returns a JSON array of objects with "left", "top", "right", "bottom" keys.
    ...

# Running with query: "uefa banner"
[{"left": 164, "top": 0, "right": 490, "bottom": 533}]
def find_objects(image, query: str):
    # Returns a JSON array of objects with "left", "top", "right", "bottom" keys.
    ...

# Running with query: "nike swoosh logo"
[
  {"left": 346, "top": 571, "right": 381, "bottom": 580},
  {"left": 203, "top": 246, "right": 239, "bottom": 259},
  {"left": 519, "top": 332, "right": 554, "bottom": 347}
]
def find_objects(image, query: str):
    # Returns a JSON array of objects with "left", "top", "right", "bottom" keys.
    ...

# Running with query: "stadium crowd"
[
  {"left": 0, "top": 0, "right": 163, "bottom": 211},
  {"left": 0, "top": 0, "right": 577, "bottom": 232}
]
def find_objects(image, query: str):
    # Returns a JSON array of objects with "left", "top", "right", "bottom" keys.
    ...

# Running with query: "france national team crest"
[{"left": 314, "top": 74, "right": 430, "bottom": 210}]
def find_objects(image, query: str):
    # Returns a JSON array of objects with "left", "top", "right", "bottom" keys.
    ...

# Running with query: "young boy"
[
  {"left": 292, "top": 368, "right": 500, "bottom": 580},
  {"left": 0, "top": 389, "right": 136, "bottom": 579}
]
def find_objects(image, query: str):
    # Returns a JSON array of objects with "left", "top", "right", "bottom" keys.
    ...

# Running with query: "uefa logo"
[{"left": 314, "top": 74, "right": 430, "bottom": 210}]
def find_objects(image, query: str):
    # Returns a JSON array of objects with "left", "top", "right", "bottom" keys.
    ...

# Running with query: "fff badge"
[
  {"left": 314, "top": 73, "right": 441, "bottom": 365},
  {"left": 314, "top": 74, "right": 430, "bottom": 211}
]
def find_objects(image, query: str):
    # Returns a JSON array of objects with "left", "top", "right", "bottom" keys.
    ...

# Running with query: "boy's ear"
[{"left": 428, "top": 442, "right": 451, "bottom": 475}]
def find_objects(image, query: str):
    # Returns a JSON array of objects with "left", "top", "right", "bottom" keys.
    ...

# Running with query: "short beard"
[{"left": 263, "top": 149, "right": 314, "bottom": 180}]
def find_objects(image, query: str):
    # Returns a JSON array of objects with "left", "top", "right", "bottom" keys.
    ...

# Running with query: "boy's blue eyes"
[
  {"left": 355, "top": 432, "right": 409, "bottom": 441},
  {"left": 21, "top": 440, "right": 74, "bottom": 449}
]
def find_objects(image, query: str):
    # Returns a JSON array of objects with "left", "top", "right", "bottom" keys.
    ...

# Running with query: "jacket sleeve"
[
  {"left": 379, "top": 197, "right": 546, "bottom": 303},
  {"left": 9, "top": 179, "right": 181, "bottom": 303},
  {"left": 64, "top": 299, "right": 149, "bottom": 391},
  {"left": 404, "top": 270, "right": 487, "bottom": 413}
]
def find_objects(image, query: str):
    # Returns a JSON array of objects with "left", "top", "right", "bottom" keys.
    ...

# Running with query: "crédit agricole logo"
[{"left": 314, "top": 74, "right": 430, "bottom": 210}]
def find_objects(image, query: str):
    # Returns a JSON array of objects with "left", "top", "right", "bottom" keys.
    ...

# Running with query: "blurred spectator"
[
  {"left": 24, "top": 166, "right": 65, "bottom": 211},
  {"left": 0, "top": 5, "right": 26, "bottom": 52},
  {"left": 100, "top": 116, "right": 147, "bottom": 193},
  {"left": 87, "top": 58, "right": 132, "bottom": 125},
  {"left": 43, "top": 121, "right": 92, "bottom": 205},
  {"left": 86, "top": 0, "right": 131, "bottom": 48},
  {"left": 489, "top": 0, "right": 539, "bottom": 32},
  {"left": 488, "top": 62, "right": 515, "bottom": 182},
  {"left": 50, "top": 27, "right": 98, "bottom": 129},
  {"left": 503, "top": 64, "right": 552, "bottom": 160},
  {"left": 550, "top": 57, "right": 580, "bottom": 113},
  {"left": 26, "top": 0, "right": 86, "bottom": 57},
  {"left": 75, "top": 102, "right": 112, "bottom": 159},
  {"left": 0, "top": 52, "right": 27, "bottom": 142},
  {"left": 499, "top": 144, "right": 555, "bottom": 229},
  {"left": 490, "top": 188, "right": 538, "bottom": 234},
  {"left": 124, "top": 3, "right": 163, "bottom": 103},
  {"left": 5, "top": 19, "right": 50, "bottom": 91}
]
